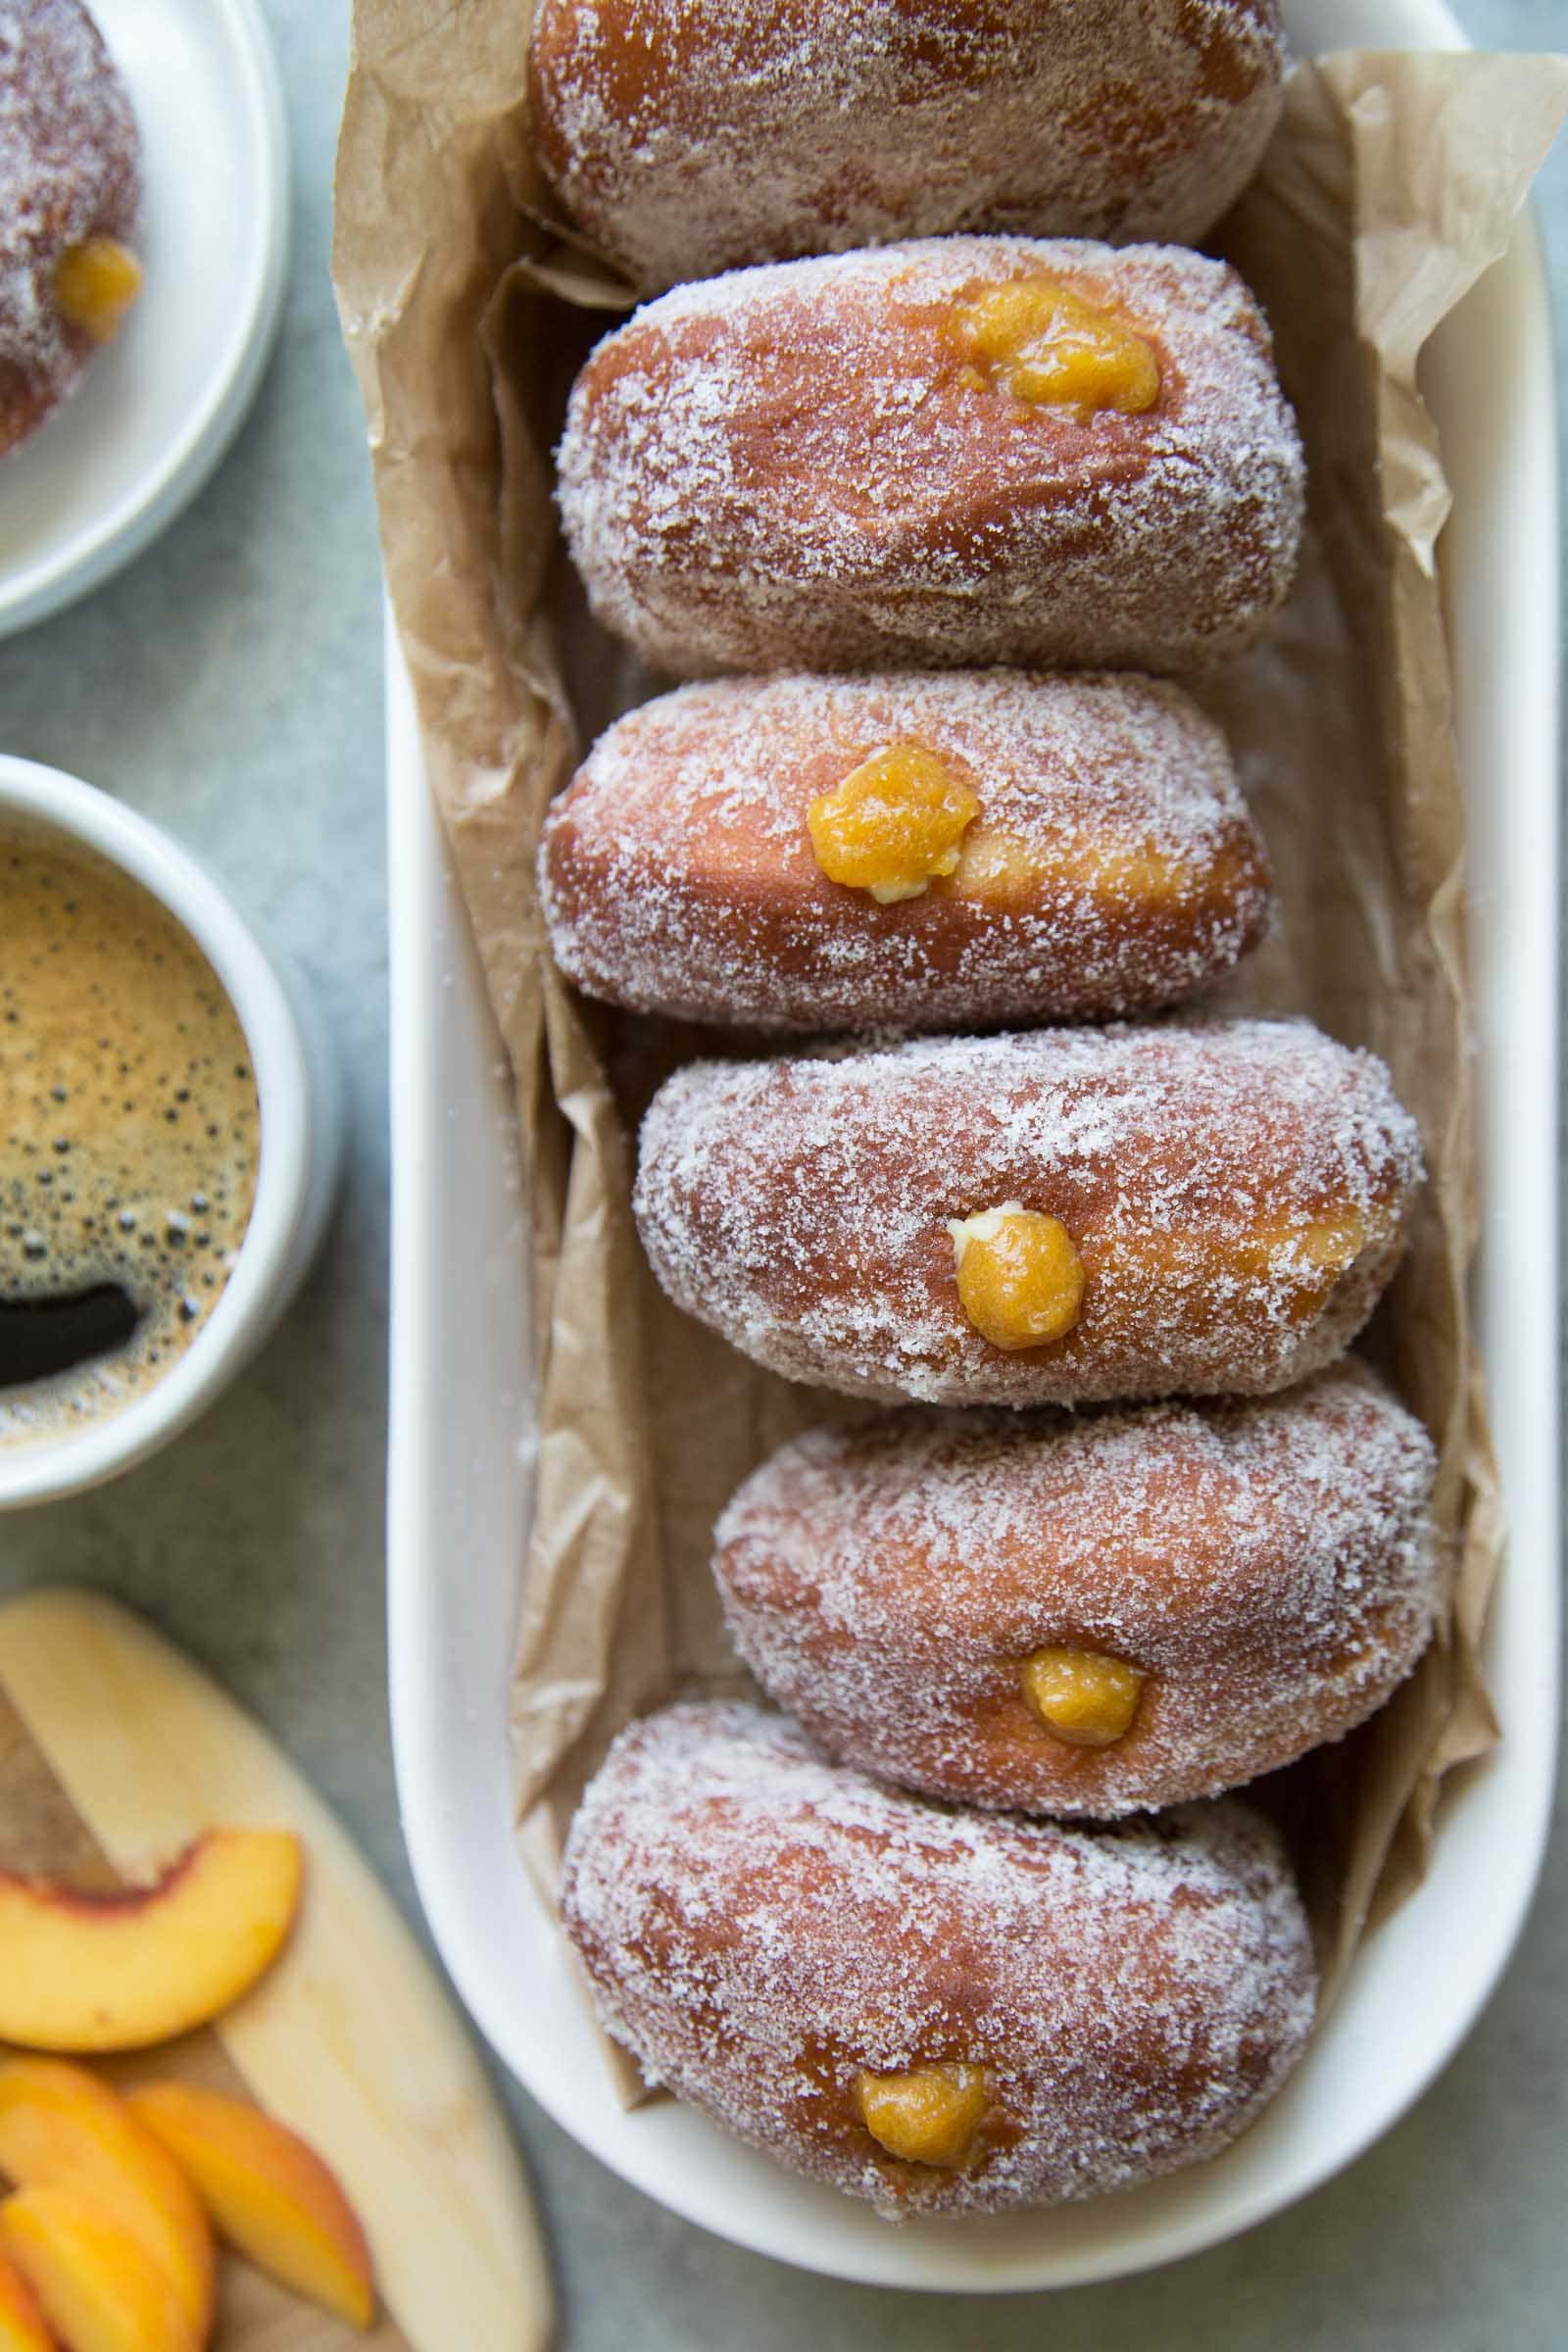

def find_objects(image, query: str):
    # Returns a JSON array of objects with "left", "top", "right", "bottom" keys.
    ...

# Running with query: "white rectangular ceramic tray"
[{"left": 386, "top": 0, "right": 1560, "bottom": 2290}]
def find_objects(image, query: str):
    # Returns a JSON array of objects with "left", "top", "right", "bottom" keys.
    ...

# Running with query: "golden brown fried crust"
[
  {"left": 538, "top": 670, "right": 1271, "bottom": 1032},
  {"left": 633, "top": 1022, "right": 1425, "bottom": 1407},
  {"left": 529, "top": 0, "right": 1286, "bottom": 290},
  {"left": 563, "top": 1702, "right": 1318, "bottom": 2216},
  {"left": 712, "top": 1364, "right": 1443, "bottom": 1817},
  {"left": 0, "top": 0, "right": 139, "bottom": 456},
  {"left": 557, "top": 239, "right": 1305, "bottom": 677}
]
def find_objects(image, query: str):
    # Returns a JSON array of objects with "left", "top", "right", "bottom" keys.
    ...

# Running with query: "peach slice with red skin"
[
  {"left": 1, "top": 2184, "right": 202, "bottom": 2352},
  {"left": 0, "top": 2058, "right": 215, "bottom": 2335},
  {"left": 129, "top": 2083, "right": 375, "bottom": 2329},
  {"left": 0, "top": 1832, "right": 302, "bottom": 2053},
  {"left": 0, "top": 2241, "right": 53, "bottom": 2352}
]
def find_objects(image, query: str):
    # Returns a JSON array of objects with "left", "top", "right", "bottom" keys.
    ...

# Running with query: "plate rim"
[{"left": 0, "top": 0, "right": 292, "bottom": 640}]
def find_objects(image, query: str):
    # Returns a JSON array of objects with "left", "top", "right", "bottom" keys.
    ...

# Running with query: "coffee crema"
[{"left": 0, "top": 826, "right": 261, "bottom": 1448}]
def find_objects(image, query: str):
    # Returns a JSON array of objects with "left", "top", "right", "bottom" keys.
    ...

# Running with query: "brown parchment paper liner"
[{"left": 336, "top": 23, "right": 1568, "bottom": 2070}]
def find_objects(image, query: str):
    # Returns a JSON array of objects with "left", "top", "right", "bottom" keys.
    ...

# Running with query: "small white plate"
[{"left": 0, "top": 0, "right": 289, "bottom": 638}]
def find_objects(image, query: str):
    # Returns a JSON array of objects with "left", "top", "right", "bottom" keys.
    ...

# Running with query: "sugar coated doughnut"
[
  {"left": 1, "top": 0, "right": 141, "bottom": 459},
  {"left": 712, "top": 1362, "right": 1442, "bottom": 1819},
  {"left": 539, "top": 670, "right": 1270, "bottom": 1032},
  {"left": 633, "top": 1020, "right": 1423, "bottom": 1406},
  {"left": 556, "top": 237, "right": 1305, "bottom": 677},
  {"left": 529, "top": 1, "right": 1287, "bottom": 292},
  {"left": 563, "top": 1701, "right": 1317, "bottom": 2216}
]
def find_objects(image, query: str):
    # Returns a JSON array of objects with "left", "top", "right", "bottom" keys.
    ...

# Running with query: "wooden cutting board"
[{"left": 0, "top": 1586, "right": 555, "bottom": 2352}]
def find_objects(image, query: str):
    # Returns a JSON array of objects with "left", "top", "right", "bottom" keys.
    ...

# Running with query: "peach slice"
[
  {"left": 0, "top": 2059, "right": 214, "bottom": 2334},
  {"left": 1, "top": 2185, "right": 201, "bottom": 2352},
  {"left": 0, "top": 2241, "right": 53, "bottom": 2352},
  {"left": 0, "top": 1832, "right": 302, "bottom": 2053},
  {"left": 128, "top": 2084, "right": 374, "bottom": 2329}
]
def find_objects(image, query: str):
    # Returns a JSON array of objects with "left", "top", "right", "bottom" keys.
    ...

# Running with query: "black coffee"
[{"left": 0, "top": 827, "right": 261, "bottom": 1447}]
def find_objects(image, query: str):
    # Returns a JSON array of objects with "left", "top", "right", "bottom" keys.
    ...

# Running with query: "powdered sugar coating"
[
  {"left": 539, "top": 669, "right": 1271, "bottom": 1031},
  {"left": 633, "top": 1019, "right": 1424, "bottom": 1406},
  {"left": 529, "top": 0, "right": 1286, "bottom": 292},
  {"left": 0, "top": 0, "right": 140, "bottom": 456},
  {"left": 556, "top": 237, "right": 1305, "bottom": 677},
  {"left": 713, "top": 1361, "right": 1442, "bottom": 1818},
  {"left": 563, "top": 1700, "right": 1317, "bottom": 2217}
]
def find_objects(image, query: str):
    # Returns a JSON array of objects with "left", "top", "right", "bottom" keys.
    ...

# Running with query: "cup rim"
[{"left": 0, "top": 755, "right": 315, "bottom": 1505}]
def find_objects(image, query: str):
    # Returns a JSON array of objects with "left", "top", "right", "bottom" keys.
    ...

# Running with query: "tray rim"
[{"left": 384, "top": 3, "right": 1563, "bottom": 2293}]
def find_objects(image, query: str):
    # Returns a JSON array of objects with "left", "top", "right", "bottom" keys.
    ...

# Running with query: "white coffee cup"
[{"left": 0, "top": 754, "right": 341, "bottom": 1507}]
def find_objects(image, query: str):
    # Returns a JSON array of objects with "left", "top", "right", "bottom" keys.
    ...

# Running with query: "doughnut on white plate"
[
  {"left": 0, "top": 0, "right": 288, "bottom": 638},
  {"left": 385, "top": 0, "right": 1561, "bottom": 2293}
]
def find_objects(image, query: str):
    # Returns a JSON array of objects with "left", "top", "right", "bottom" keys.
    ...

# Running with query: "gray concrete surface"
[{"left": 0, "top": 2, "right": 1563, "bottom": 2343}]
